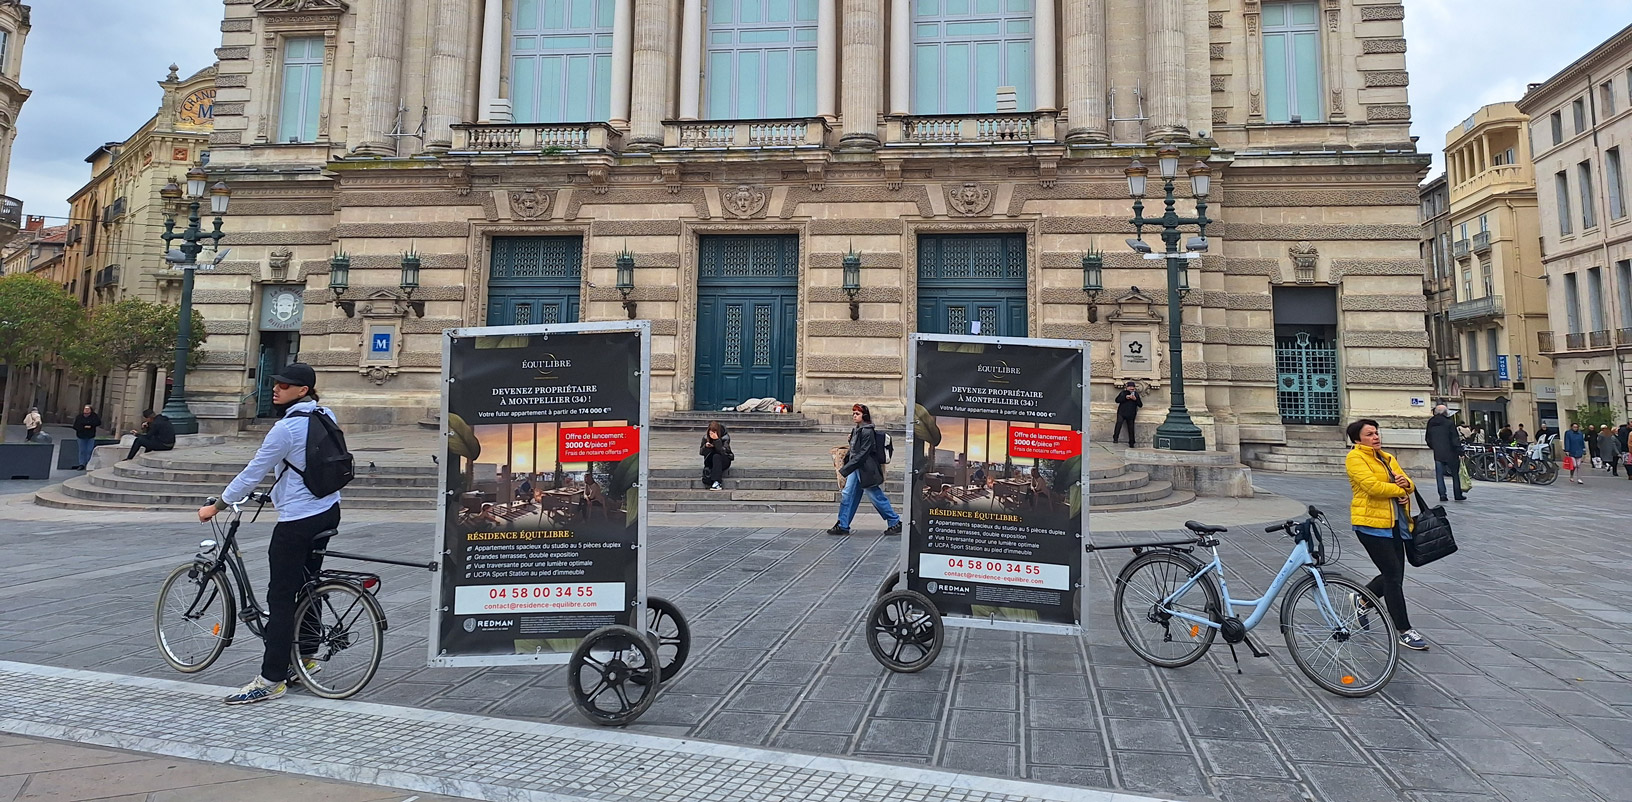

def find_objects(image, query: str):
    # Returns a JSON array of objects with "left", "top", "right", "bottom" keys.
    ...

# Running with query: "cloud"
[
  {"left": 1406, "top": 1, "right": 1621, "bottom": 177},
  {"left": 8, "top": 1, "right": 217, "bottom": 222}
]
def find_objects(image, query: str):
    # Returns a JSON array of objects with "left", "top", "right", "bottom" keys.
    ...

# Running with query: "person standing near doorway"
[
  {"left": 72, "top": 405, "right": 101, "bottom": 469},
  {"left": 1424, "top": 404, "right": 1465, "bottom": 502},
  {"left": 1113, "top": 381, "right": 1142, "bottom": 448},
  {"left": 827, "top": 403, "right": 901, "bottom": 537}
]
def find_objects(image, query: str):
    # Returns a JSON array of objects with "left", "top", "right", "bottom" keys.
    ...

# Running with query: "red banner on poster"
[
  {"left": 1008, "top": 428, "right": 1081, "bottom": 460},
  {"left": 559, "top": 426, "right": 641, "bottom": 462}
]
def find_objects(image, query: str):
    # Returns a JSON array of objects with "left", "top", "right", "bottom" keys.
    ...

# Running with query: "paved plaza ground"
[{"left": 2, "top": 448, "right": 1632, "bottom": 801}]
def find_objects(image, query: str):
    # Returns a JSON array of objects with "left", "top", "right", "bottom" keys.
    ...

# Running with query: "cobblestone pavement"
[{"left": 0, "top": 471, "right": 1629, "bottom": 801}]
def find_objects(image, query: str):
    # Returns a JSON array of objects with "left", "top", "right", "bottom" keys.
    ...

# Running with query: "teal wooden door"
[
  {"left": 694, "top": 236, "right": 799, "bottom": 410},
  {"left": 916, "top": 234, "right": 1027, "bottom": 336},
  {"left": 1275, "top": 330, "right": 1340, "bottom": 425},
  {"left": 486, "top": 236, "right": 582, "bottom": 326}
]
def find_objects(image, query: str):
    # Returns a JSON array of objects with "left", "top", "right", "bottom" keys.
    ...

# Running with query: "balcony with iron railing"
[
  {"left": 886, "top": 112, "right": 1057, "bottom": 145},
  {"left": 93, "top": 264, "right": 119, "bottom": 289},
  {"left": 1566, "top": 332, "right": 1587, "bottom": 350},
  {"left": 1447, "top": 294, "right": 1503, "bottom": 322},
  {"left": 1458, "top": 370, "right": 1501, "bottom": 389},
  {"left": 1453, "top": 239, "right": 1470, "bottom": 259},
  {"left": 1472, "top": 231, "right": 1491, "bottom": 253},
  {"left": 1450, "top": 163, "right": 1532, "bottom": 201},
  {"left": 1619, "top": 328, "right": 1632, "bottom": 346},
  {"left": 450, "top": 123, "right": 622, "bottom": 153},
  {"left": 0, "top": 194, "right": 20, "bottom": 240},
  {"left": 664, "top": 118, "right": 829, "bottom": 149},
  {"left": 1538, "top": 330, "right": 1555, "bottom": 354},
  {"left": 1590, "top": 329, "right": 1613, "bottom": 348}
]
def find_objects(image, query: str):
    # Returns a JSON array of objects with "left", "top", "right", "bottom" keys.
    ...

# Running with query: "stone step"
[
  {"left": 112, "top": 463, "right": 439, "bottom": 487},
  {"left": 1089, "top": 489, "right": 1197, "bottom": 513},
  {"left": 82, "top": 472, "right": 435, "bottom": 499},
  {"left": 647, "top": 477, "right": 905, "bottom": 492},
  {"left": 647, "top": 488, "right": 841, "bottom": 503},
  {"left": 652, "top": 411, "right": 819, "bottom": 433},
  {"left": 1089, "top": 480, "right": 1176, "bottom": 507},
  {"left": 134, "top": 452, "right": 441, "bottom": 476},
  {"left": 1257, "top": 450, "right": 1349, "bottom": 464},
  {"left": 1244, "top": 458, "right": 1347, "bottom": 476},
  {"left": 50, "top": 475, "right": 433, "bottom": 510}
]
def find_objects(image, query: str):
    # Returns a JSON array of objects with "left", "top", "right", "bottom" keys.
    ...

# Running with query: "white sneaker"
[
  {"left": 224, "top": 674, "right": 285, "bottom": 705},
  {"left": 709, "top": 482, "right": 722, "bottom": 491}
]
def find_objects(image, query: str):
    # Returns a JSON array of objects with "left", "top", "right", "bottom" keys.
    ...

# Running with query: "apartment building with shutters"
[{"left": 185, "top": 0, "right": 1432, "bottom": 465}]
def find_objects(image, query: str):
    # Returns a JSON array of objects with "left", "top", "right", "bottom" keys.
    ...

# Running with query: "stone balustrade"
[
  {"left": 664, "top": 118, "right": 829, "bottom": 149},
  {"left": 885, "top": 112, "right": 1055, "bottom": 144},
  {"left": 451, "top": 123, "right": 622, "bottom": 152}
]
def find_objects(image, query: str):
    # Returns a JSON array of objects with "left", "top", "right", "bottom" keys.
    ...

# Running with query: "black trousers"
[
  {"left": 261, "top": 503, "right": 340, "bottom": 682},
  {"left": 1357, "top": 532, "right": 1412, "bottom": 633},
  {"left": 126, "top": 435, "right": 173, "bottom": 461},
  {"left": 1112, "top": 415, "right": 1136, "bottom": 447},
  {"left": 703, "top": 452, "right": 732, "bottom": 485}
]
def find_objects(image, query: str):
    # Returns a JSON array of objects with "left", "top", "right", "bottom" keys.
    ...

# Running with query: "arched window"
[{"left": 1586, "top": 371, "right": 1611, "bottom": 406}]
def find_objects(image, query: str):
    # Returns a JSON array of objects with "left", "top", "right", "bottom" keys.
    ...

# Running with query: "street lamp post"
[
  {"left": 1126, "top": 145, "right": 1211, "bottom": 451},
  {"left": 157, "top": 167, "right": 230, "bottom": 435}
]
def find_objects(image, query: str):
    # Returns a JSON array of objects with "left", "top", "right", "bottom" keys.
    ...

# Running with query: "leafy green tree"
[
  {"left": 61, "top": 298, "right": 208, "bottom": 429},
  {"left": 0, "top": 274, "right": 84, "bottom": 442}
]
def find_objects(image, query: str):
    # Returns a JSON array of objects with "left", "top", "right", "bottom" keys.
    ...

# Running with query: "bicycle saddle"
[{"left": 1185, "top": 521, "right": 1226, "bottom": 535}]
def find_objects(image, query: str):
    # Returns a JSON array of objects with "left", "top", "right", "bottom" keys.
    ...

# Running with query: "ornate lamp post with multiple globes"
[
  {"left": 1125, "top": 145, "right": 1211, "bottom": 451},
  {"left": 157, "top": 168, "right": 230, "bottom": 435}
]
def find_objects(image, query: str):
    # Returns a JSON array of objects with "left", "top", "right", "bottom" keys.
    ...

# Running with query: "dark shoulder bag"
[{"left": 1378, "top": 452, "right": 1457, "bottom": 567}]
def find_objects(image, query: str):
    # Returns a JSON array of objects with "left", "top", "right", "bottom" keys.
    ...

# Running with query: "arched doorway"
[{"left": 1585, "top": 371, "right": 1611, "bottom": 407}]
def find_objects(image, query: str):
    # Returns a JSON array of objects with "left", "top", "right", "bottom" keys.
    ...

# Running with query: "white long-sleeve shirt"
[{"left": 219, "top": 399, "right": 341, "bottom": 521}]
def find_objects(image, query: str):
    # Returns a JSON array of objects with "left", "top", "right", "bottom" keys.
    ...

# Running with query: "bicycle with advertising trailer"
[
  {"left": 1098, "top": 506, "right": 1400, "bottom": 697},
  {"left": 153, "top": 492, "right": 437, "bottom": 699}
]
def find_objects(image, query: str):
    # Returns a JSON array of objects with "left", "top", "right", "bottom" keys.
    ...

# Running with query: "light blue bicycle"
[{"left": 1105, "top": 506, "right": 1400, "bottom": 697}]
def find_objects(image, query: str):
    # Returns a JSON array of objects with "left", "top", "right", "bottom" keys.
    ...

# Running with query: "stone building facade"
[
  {"left": 1437, "top": 103, "right": 1553, "bottom": 434},
  {"left": 1418, "top": 173, "right": 1455, "bottom": 403},
  {"left": 53, "top": 65, "right": 217, "bottom": 430},
  {"left": 1518, "top": 24, "right": 1632, "bottom": 426},
  {"left": 193, "top": 0, "right": 1432, "bottom": 463},
  {"left": 0, "top": 0, "right": 28, "bottom": 203}
]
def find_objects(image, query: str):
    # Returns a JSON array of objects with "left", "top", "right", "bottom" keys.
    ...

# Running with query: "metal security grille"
[
  {"left": 700, "top": 236, "right": 799, "bottom": 280},
  {"left": 978, "top": 306, "right": 998, "bottom": 334},
  {"left": 948, "top": 307, "right": 966, "bottom": 333},
  {"left": 917, "top": 234, "right": 1025, "bottom": 281},
  {"left": 1276, "top": 331, "right": 1340, "bottom": 425},
  {"left": 514, "top": 303, "right": 532, "bottom": 325},
  {"left": 490, "top": 237, "right": 582, "bottom": 282},
  {"left": 724, "top": 305, "right": 743, "bottom": 367},
  {"left": 753, "top": 304, "right": 772, "bottom": 366}
]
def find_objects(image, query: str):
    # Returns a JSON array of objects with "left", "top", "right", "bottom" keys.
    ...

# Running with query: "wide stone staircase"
[
  {"left": 651, "top": 410, "right": 821, "bottom": 434},
  {"left": 34, "top": 450, "right": 439, "bottom": 512},
  {"left": 1243, "top": 426, "right": 1350, "bottom": 476}
]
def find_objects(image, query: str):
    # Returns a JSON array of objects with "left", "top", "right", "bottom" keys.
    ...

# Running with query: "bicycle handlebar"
[{"left": 1265, "top": 521, "right": 1292, "bottom": 534}]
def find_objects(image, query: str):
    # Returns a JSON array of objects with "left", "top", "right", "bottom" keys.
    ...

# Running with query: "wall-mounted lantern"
[
  {"left": 842, "top": 247, "right": 862, "bottom": 320},
  {"left": 1081, "top": 248, "right": 1104, "bottom": 322},
  {"left": 329, "top": 251, "right": 354, "bottom": 317},
  {"left": 399, "top": 247, "right": 424, "bottom": 317},
  {"left": 616, "top": 247, "right": 636, "bottom": 319}
]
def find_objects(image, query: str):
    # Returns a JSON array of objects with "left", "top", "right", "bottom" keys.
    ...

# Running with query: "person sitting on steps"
[
  {"left": 125, "top": 409, "right": 177, "bottom": 461},
  {"left": 700, "top": 420, "right": 734, "bottom": 491}
]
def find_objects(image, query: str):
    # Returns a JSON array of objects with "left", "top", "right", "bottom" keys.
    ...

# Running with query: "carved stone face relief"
[
  {"left": 946, "top": 182, "right": 994, "bottom": 216},
  {"left": 254, "top": 0, "right": 350, "bottom": 12},
  {"left": 722, "top": 184, "right": 768, "bottom": 219},
  {"left": 1289, "top": 241, "right": 1319, "bottom": 283},
  {"left": 508, "top": 188, "right": 551, "bottom": 220}
]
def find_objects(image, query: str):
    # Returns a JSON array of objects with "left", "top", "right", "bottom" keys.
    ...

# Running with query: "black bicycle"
[{"left": 153, "top": 492, "right": 434, "bottom": 699}]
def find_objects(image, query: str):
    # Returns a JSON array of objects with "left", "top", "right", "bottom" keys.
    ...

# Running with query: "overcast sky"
[{"left": 4, "top": 0, "right": 1619, "bottom": 222}]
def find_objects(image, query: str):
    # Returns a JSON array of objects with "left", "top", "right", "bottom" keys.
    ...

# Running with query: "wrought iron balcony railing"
[
  {"left": 1447, "top": 295, "right": 1503, "bottom": 322},
  {"left": 1458, "top": 370, "right": 1501, "bottom": 389},
  {"left": 1590, "top": 329, "right": 1612, "bottom": 348},
  {"left": 1453, "top": 239, "right": 1470, "bottom": 258},
  {"left": 1538, "top": 330, "right": 1555, "bottom": 354},
  {"left": 1472, "top": 231, "right": 1491, "bottom": 253},
  {"left": 1566, "top": 332, "right": 1587, "bottom": 350}
]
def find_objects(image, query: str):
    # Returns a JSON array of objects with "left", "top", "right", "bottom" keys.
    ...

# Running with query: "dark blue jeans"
[{"left": 1433, "top": 460, "right": 1462, "bottom": 500}]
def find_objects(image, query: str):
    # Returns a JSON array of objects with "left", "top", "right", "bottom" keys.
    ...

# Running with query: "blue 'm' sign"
[{"left": 371, "top": 333, "right": 392, "bottom": 354}]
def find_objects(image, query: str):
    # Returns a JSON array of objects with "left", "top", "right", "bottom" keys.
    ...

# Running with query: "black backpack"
[{"left": 282, "top": 409, "right": 354, "bottom": 497}]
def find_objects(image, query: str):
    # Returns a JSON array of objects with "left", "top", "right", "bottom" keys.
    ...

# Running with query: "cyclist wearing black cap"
[{"left": 197, "top": 362, "right": 343, "bottom": 705}]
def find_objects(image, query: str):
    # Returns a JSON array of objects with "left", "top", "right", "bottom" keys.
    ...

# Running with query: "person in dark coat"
[
  {"left": 1598, "top": 427, "right": 1624, "bottom": 477},
  {"left": 72, "top": 405, "right": 102, "bottom": 469},
  {"left": 827, "top": 403, "right": 901, "bottom": 536},
  {"left": 1563, "top": 422, "right": 1587, "bottom": 484},
  {"left": 1113, "top": 381, "right": 1142, "bottom": 447},
  {"left": 1424, "top": 404, "right": 1465, "bottom": 502},
  {"left": 125, "top": 409, "right": 176, "bottom": 461},
  {"left": 700, "top": 420, "right": 734, "bottom": 490}
]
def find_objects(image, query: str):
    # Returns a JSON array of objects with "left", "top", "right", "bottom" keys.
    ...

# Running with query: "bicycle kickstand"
[{"left": 1224, "top": 635, "right": 1273, "bottom": 675}]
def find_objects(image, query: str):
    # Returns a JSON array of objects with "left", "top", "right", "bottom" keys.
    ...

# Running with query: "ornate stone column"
[
  {"left": 888, "top": 0, "right": 909, "bottom": 115},
  {"left": 478, "top": 0, "right": 508, "bottom": 122},
  {"left": 840, "top": 0, "right": 883, "bottom": 148},
  {"left": 1063, "top": 0, "right": 1107, "bottom": 141},
  {"left": 820, "top": 0, "right": 839, "bottom": 118},
  {"left": 1144, "top": 0, "right": 1188, "bottom": 140},
  {"left": 424, "top": 0, "right": 474, "bottom": 150},
  {"left": 628, "top": 0, "right": 673, "bottom": 148},
  {"left": 611, "top": 0, "right": 634, "bottom": 127},
  {"left": 679, "top": 0, "right": 703, "bottom": 119},
  {"left": 354, "top": 0, "right": 408, "bottom": 155},
  {"left": 1033, "top": 0, "right": 1056, "bottom": 111}
]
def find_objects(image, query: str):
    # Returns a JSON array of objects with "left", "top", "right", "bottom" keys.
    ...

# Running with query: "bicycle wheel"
[
  {"left": 637, "top": 595, "right": 690, "bottom": 684},
  {"left": 569, "top": 624, "right": 661, "bottom": 726},
  {"left": 1279, "top": 573, "right": 1398, "bottom": 697},
  {"left": 1468, "top": 454, "right": 1491, "bottom": 482},
  {"left": 1529, "top": 460, "right": 1558, "bottom": 486},
  {"left": 155, "top": 562, "right": 235, "bottom": 673},
  {"left": 290, "top": 581, "right": 384, "bottom": 699},
  {"left": 1112, "top": 550, "right": 1220, "bottom": 669},
  {"left": 866, "top": 590, "right": 943, "bottom": 673}
]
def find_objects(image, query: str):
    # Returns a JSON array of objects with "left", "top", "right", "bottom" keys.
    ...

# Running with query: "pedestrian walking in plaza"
[
  {"left": 699, "top": 420, "right": 733, "bottom": 491},
  {"left": 125, "top": 408, "right": 176, "bottom": 461},
  {"left": 71, "top": 405, "right": 101, "bottom": 469},
  {"left": 1113, "top": 381, "right": 1142, "bottom": 448},
  {"left": 197, "top": 363, "right": 345, "bottom": 706},
  {"left": 22, "top": 406, "right": 41, "bottom": 441},
  {"left": 827, "top": 403, "right": 901, "bottom": 537},
  {"left": 1618, "top": 421, "right": 1632, "bottom": 454},
  {"left": 1599, "top": 427, "right": 1624, "bottom": 477},
  {"left": 1345, "top": 418, "right": 1429, "bottom": 652},
  {"left": 1424, "top": 404, "right": 1465, "bottom": 502},
  {"left": 1564, "top": 423, "right": 1587, "bottom": 484},
  {"left": 1587, "top": 425, "right": 1601, "bottom": 466},
  {"left": 1513, "top": 423, "right": 1529, "bottom": 447}
]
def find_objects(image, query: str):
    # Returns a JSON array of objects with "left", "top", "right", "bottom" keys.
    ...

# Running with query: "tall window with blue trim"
[
  {"left": 277, "top": 37, "right": 325, "bottom": 143},
  {"left": 911, "top": 0, "right": 1034, "bottom": 114},
  {"left": 706, "top": 0, "right": 819, "bottom": 119},
  {"left": 511, "top": 0, "right": 615, "bottom": 123},
  {"left": 1261, "top": 1, "right": 1321, "bottom": 123}
]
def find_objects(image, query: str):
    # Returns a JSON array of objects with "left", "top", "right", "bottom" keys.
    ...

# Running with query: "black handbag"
[{"left": 1377, "top": 452, "right": 1458, "bottom": 567}]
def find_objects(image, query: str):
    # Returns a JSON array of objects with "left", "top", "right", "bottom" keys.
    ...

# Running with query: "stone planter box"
[{"left": 0, "top": 442, "right": 54, "bottom": 480}]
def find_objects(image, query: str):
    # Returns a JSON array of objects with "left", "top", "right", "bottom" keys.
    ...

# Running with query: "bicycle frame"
[
  {"left": 1155, "top": 539, "right": 1344, "bottom": 634},
  {"left": 191, "top": 511, "right": 271, "bottom": 641}
]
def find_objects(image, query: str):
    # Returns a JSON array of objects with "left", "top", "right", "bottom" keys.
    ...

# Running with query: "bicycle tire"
[
  {"left": 155, "top": 562, "right": 235, "bottom": 673},
  {"left": 866, "top": 590, "right": 944, "bottom": 673},
  {"left": 1469, "top": 453, "right": 1493, "bottom": 482},
  {"left": 290, "top": 581, "right": 384, "bottom": 699},
  {"left": 1279, "top": 573, "right": 1398, "bottom": 697},
  {"left": 635, "top": 595, "right": 691, "bottom": 684},
  {"left": 568, "top": 624, "right": 661, "bottom": 726},
  {"left": 1529, "top": 460, "right": 1558, "bottom": 486},
  {"left": 1112, "top": 550, "right": 1220, "bottom": 669}
]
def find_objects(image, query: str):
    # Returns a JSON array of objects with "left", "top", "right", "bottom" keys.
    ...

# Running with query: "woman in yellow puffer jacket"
[{"left": 1344, "top": 418, "right": 1429, "bottom": 652}]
